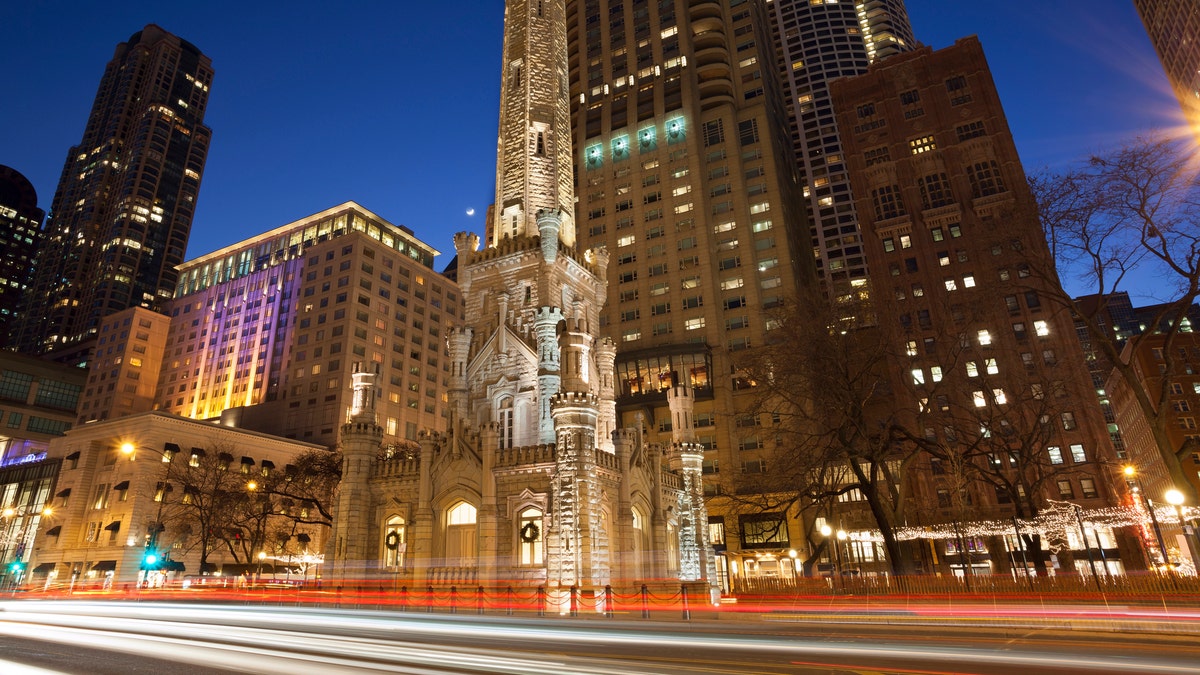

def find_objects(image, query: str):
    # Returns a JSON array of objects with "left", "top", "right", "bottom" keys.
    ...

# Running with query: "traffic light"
[
  {"left": 8, "top": 560, "right": 24, "bottom": 575},
  {"left": 142, "top": 549, "right": 161, "bottom": 570}
]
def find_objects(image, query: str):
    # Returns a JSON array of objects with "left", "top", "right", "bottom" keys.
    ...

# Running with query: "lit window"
[
  {"left": 985, "top": 358, "right": 998, "bottom": 375},
  {"left": 966, "top": 361, "right": 979, "bottom": 377},
  {"left": 973, "top": 391, "right": 987, "bottom": 407},
  {"left": 931, "top": 366, "right": 943, "bottom": 382},
  {"left": 1034, "top": 320, "right": 1050, "bottom": 336},
  {"left": 1048, "top": 446, "right": 1064, "bottom": 464},
  {"left": 977, "top": 329, "right": 992, "bottom": 346},
  {"left": 992, "top": 388, "right": 1007, "bottom": 405},
  {"left": 911, "top": 369, "right": 926, "bottom": 385}
]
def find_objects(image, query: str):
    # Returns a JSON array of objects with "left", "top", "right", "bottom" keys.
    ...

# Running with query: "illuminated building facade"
[
  {"left": 26, "top": 411, "right": 324, "bottom": 587},
  {"left": 153, "top": 202, "right": 455, "bottom": 451},
  {"left": 1135, "top": 0, "right": 1200, "bottom": 143},
  {"left": 768, "top": 0, "right": 914, "bottom": 300},
  {"left": 832, "top": 38, "right": 1126, "bottom": 575},
  {"left": 0, "top": 351, "right": 85, "bottom": 586},
  {"left": 329, "top": 0, "right": 715, "bottom": 600},
  {"left": 0, "top": 166, "right": 44, "bottom": 348},
  {"left": 14, "top": 25, "right": 212, "bottom": 365},
  {"left": 565, "top": 0, "right": 814, "bottom": 588},
  {"left": 76, "top": 307, "right": 170, "bottom": 425}
]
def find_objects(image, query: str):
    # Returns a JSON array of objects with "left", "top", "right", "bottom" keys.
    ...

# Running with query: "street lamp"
[
  {"left": 1124, "top": 465, "right": 1174, "bottom": 573},
  {"left": 122, "top": 442, "right": 174, "bottom": 586},
  {"left": 1165, "top": 488, "right": 1200, "bottom": 572},
  {"left": 257, "top": 550, "right": 267, "bottom": 583}
]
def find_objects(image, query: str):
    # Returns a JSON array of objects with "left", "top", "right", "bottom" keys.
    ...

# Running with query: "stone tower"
[
  {"left": 329, "top": 367, "right": 383, "bottom": 579},
  {"left": 492, "top": 0, "right": 576, "bottom": 249}
]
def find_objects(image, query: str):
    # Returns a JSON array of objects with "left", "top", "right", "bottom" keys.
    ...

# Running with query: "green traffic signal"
[{"left": 8, "top": 561, "right": 23, "bottom": 574}]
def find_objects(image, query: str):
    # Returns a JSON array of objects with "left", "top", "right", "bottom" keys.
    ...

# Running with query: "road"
[{"left": 1, "top": 600, "right": 1198, "bottom": 674}]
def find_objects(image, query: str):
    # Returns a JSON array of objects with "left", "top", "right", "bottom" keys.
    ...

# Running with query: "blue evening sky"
[{"left": 0, "top": 1, "right": 1182, "bottom": 299}]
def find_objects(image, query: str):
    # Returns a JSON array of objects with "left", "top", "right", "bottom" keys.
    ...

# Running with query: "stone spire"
[{"left": 492, "top": 0, "right": 575, "bottom": 248}]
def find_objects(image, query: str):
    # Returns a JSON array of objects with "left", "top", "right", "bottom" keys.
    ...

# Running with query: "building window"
[
  {"left": 1069, "top": 443, "right": 1087, "bottom": 463},
  {"left": 909, "top": 135, "right": 937, "bottom": 155},
  {"left": 383, "top": 515, "right": 406, "bottom": 567},
  {"left": 872, "top": 185, "right": 906, "bottom": 220},
  {"left": 445, "top": 501, "right": 477, "bottom": 565},
  {"left": 1048, "top": 446, "right": 1064, "bottom": 465},
  {"left": 1057, "top": 479, "right": 1075, "bottom": 499},
  {"left": 918, "top": 173, "right": 953, "bottom": 210},
  {"left": 969, "top": 160, "right": 1007, "bottom": 198},
  {"left": 518, "top": 506, "right": 544, "bottom": 565}
]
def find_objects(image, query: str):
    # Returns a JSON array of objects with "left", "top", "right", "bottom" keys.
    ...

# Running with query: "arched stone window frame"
[
  {"left": 443, "top": 500, "right": 478, "bottom": 566},
  {"left": 382, "top": 514, "right": 406, "bottom": 568}
]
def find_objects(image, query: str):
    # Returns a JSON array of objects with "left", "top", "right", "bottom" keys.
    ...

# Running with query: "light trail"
[{"left": 2, "top": 601, "right": 1199, "bottom": 675}]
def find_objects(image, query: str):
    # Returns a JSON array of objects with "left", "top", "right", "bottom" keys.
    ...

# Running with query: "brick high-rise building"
[
  {"left": 567, "top": 0, "right": 816, "bottom": 586},
  {"left": 14, "top": 25, "right": 212, "bottom": 365},
  {"left": 768, "top": 0, "right": 914, "bottom": 301},
  {"left": 833, "top": 38, "right": 1127, "bottom": 574},
  {"left": 1135, "top": 0, "right": 1200, "bottom": 143},
  {"left": 0, "top": 166, "right": 45, "bottom": 347}
]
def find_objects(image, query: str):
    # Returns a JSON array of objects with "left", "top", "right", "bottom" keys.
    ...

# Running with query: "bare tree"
[
  {"left": 734, "top": 291, "right": 918, "bottom": 576},
  {"left": 1032, "top": 133, "right": 1200, "bottom": 498}
]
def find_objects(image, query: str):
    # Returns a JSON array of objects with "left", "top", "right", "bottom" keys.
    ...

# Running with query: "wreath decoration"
[
  {"left": 520, "top": 522, "right": 540, "bottom": 543},
  {"left": 384, "top": 531, "right": 401, "bottom": 550}
]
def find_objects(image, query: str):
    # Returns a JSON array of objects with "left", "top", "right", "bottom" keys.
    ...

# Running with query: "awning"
[
  {"left": 164, "top": 442, "right": 181, "bottom": 454},
  {"left": 91, "top": 560, "right": 117, "bottom": 572},
  {"left": 260, "top": 460, "right": 275, "bottom": 470},
  {"left": 45, "top": 525, "right": 61, "bottom": 536},
  {"left": 190, "top": 447, "right": 206, "bottom": 458},
  {"left": 162, "top": 560, "right": 185, "bottom": 572},
  {"left": 103, "top": 521, "right": 121, "bottom": 532},
  {"left": 296, "top": 533, "right": 311, "bottom": 544},
  {"left": 65, "top": 451, "right": 80, "bottom": 461},
  {"left": 218, "top": 452, "right": 234, "bottom": 463},
  {"left": 112, "top": 480, "right": 129, "bottom": 491},
  {"left": 55, "top": 488, "right": 71, "bottom": 498},
  {"left": 240, "top": 456, "right": 255, "bottom": 465},
  {"left": 32, "top": 562, "right": 57, "bottom": 573}
]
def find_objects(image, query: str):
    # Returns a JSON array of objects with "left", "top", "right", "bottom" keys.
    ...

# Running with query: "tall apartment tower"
[
  {"left": 769, "top": 0, "right": 914, "bottom": 301},
  {"left": 0, "top": 166, "right": 45, "bottom": 348},
  {"left": 1135, "top": 0, "right": 1200, "bottom": 143},
  {"left": 833, "top": 38, "right": 1124, "bottom": 573},
  {"left": 567, "top": 0, "right": 814, "bottom": 583},
  {"left": 15, "top": 25, "right": 212, "bottom": 364}
]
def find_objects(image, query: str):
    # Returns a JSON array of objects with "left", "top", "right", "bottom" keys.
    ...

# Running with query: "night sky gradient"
[{"left": 0, "top": 1, "right": 1183, "bottom": 300}]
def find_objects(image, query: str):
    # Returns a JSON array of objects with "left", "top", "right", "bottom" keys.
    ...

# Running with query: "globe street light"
[{"left": 1165, "top": 488, "right": 1200, "bottom": 571}]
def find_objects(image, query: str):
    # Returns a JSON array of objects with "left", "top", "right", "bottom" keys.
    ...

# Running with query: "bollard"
[
  {"left": 400, "top": 585, "right": 408, "bottom": 612},
  {"left": 537, "top": 586, "right": 546, "bottom": 617},
  {"left": 641, "top": 584, "right": 650, "bottom": 619},
  {"left": 477, "top": 585, "right": 485, "bottom": 615},
  {"left": 506, "top": 586, "right": 514, "bottom": 616},
  {"left": 680, "top": 584, "right": 690, "bottom": 621},
  {"left": 604, "top": 585, "right": 614, "bottom": 619},
  {"left": 450, "top": 585, "right": 458, "bottom": 614},
  {"left": 570, "top": 585, "right": 579, "bottom": 617},
  {"left": 427, "top": 585, "right": 434, "bottom": 613}
]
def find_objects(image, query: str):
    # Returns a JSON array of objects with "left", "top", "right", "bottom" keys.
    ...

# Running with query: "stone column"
[
  {"left": 533, "top": 306, "right": 563, "bottom": 445},
  {"left": 611, "top": 428, "right": 636, "bottom": 581},
  {"left": 479, "top": 422, "right": 500, "bottom": 583},
  {"left": 446, "top": 326, "right": 472, "bottom": 425},
  {"left": 594, "top": 338, "right": 617, "bottom": 454},
  {"left": 410, "top": 430, "right": 440, "bottom": 582}
]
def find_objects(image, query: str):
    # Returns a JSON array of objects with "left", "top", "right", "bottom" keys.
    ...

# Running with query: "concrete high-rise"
[
  {"left": 1135, "top": 0, "right": 1200, "bottom": 142},
  {"left": 14, "top": 25, "right": 212, "bottom": 365},
  {"left": 567, "top": 0, "right": 815, "bottom": 588},
  {"left": 769, "top": 0, "right": 914, "bottom": 302},
  {"left": 0, "top": 166, "right": 45, "bottom": 347}
]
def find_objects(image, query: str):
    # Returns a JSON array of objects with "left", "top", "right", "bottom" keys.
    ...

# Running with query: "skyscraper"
[
  {"left": 832, "top": 37, "right": 1124, "bottom": 574},
  {"left": 1135, "top": 0, "right": 1200, "bottom": 142},
  {"left": 14, "top": 25, "right": 212, "bottom": 364},
  {"left": 567, "top": 0, "right": 814, "bottom": 587},
  {"left": 0, "top": 166, "right": 45, "bottom": 347},
  {"left": 769, "top": 0, "right": 914, "bottom": 301}
]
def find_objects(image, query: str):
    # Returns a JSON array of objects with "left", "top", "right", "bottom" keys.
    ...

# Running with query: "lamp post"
[
  {"left": 1, "top": 505, "right": 50, "bottom": 589},
  {"left": 122, "top": 442, "right": 174, "bottom": 586},
  {"left": 1124, "top": 466, "right": 1173, "bottom": 574},
  {"left": 819, "top": 525, "right": 842, "bottom": 590},
  {"left": 257, "top": 550, "right": 267, "bottom": 583},
  {"left": 1165, "top": 488, "right": 1200, "bottom": 573}
]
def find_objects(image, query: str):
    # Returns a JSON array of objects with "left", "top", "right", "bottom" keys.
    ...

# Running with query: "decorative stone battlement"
[
  {"left": 550, "top": 390, "right": 599, "bottom": 411},
  {"left": 494, "top": 443, "right": 557, "bottom": 468},
  {"left": 373, "top": 454, "right": 421, "bottom": 477},
  {"left": 611, "top": 428, "right": 637, "bottom": 444},
  {"left": 593, "top": 448, "right": 620, "bottom": 471}
]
